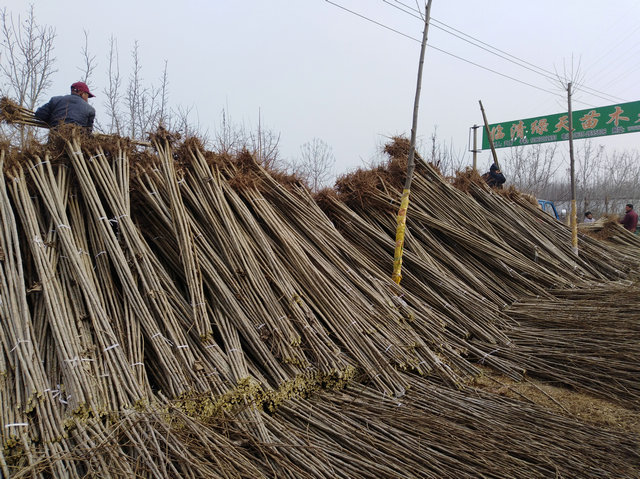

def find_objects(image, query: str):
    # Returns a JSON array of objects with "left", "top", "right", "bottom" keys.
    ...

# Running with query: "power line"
[
  {"left": 583, "top": 23, "right": 640, "bottom": 78},
  {"left": 386, "top": 0, "right": 629, "bottom": 104},
  {"left": 325, "top": 0, "right": 420, "bottom": 43},
  {"left": 385, "top": 1, "right": 556, "bottom": 78},
  {"left": 585, "top": 37, "right": 640, "bottom": 88},
  {"left": 324, "top": 1, "right": 599, "bottom": 108},
  {"left": 600, "top": 57, "right": 640, "bottom": 91},
  {"left": 391, "top": 0, "right": 630, "bottom": 103}
]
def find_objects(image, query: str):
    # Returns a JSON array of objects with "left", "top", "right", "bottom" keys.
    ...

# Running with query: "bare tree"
[
  {"left": 212, "top": 108, "right": 248, "bottom": 155},
  {"left": 249, "top": 127, "right": 282, "bottom": 169},
  {"left": 104, "top": 35, "right": 122, "bottom": 135},
  {"left": 124, "top": 41, "right": 165, "bottom": 139},
  {"left": 598, "top": 149, "right": 640, "bottom": 215},
  {"left": 574, "top": 140, "right": 602, "bottom": 214},
  {"left": 158, "top": 60, "right": 169, "bottom": 127},
  {"left": 126, "top": 41, "right": 143, "bottom": 138},
  {"left": 554, "top": 56, "right": 585, "bottom": 252},
  {"left": 171, "top": 104, "right": 211, "bottom": 146},
  {"left": 533, "top": 143, "right": 640, "bottom": 219},
  {"left": 208, "top": 108, "right": 283, "bottom": 167},
  {"left": 427, "top": 126, "right": 467, "bottom": 176},
  {"left": 294, "top": 138, "right": 336, "bottom": 192},
  {"left": 507, "top": 143, "right": 560, "bottom": 194},
  {"left": 0, "top": 5, "right": 56, "bottom": 144},
  {"left": 77, "top": 29, "right": 96, "bottom": 85},
  {"left": 0, "top": 5, "right": 56, "bottom": 109},
  {"left": 248, "top": 110, "right": 282, "bottom": 170}
]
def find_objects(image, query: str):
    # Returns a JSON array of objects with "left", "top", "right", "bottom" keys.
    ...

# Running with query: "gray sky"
[{"left": 4, "top": 0, "right": 640, "bottom": 176}]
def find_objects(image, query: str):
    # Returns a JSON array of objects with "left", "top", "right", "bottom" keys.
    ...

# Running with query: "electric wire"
[
  {"left": 325, "top": 0, "right": 599, "bottom": 108},
  {"left": 600, "top": 58, "right": 640, "bottom": 92},
  {"left": 585, "top": 38, "right": 640, "bottom": 89},
  {"left": 391, "top": 0, "right": 630, "bottom": 103},
  {"left": 387, "top": 0, "right": 630, "bottom": 104},
  {"left": 583, "top": 23, "right": 640, "bottom": 78}
]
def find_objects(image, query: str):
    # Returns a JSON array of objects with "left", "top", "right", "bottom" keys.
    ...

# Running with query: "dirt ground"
[{"left": 471, "top": 366, "right": 640, "bottom": 434}]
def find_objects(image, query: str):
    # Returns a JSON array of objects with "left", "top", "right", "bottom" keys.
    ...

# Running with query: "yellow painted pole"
[{"left": 392, "top": 0, "right": 432, "bottom": 285}]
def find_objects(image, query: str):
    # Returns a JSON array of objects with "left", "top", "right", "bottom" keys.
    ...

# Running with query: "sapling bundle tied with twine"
[{"left": 0, "top": 130, "right": 639, "bottom": 477}]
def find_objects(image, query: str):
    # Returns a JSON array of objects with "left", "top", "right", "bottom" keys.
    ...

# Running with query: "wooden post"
[
  {"left": 568, "top": 82, "right": 578, "bottom": 256},
  {"left": 402, "top": 0, "right": 432, "bottom": 194},
  {"left": 479, "top": 100, "right": 500, "bottom": 170},
  {"left": 392, "top": 0, "right": 432, "bottom": 285}
]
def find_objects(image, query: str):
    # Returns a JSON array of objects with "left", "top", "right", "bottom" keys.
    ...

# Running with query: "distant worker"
[
  {"left": 583, "top": 211, "right": 595, "bottom": 224},
  {"left": 483, "top": 163, "right": 506, "bottom": 189},
  {"left": 35, "top": 81, "right": 96, "bottom": 133},
  {"left": 619, "top": 203, "right": 638, "bottom": 232}
]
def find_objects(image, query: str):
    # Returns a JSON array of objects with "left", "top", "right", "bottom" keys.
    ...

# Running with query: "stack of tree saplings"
[{"left": 0, "top": 131, "right": 638, "bottom": 478}]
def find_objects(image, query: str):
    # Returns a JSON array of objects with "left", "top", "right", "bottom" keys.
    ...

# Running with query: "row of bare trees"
[
  {"left": 501, "top": 140, "right": 640, "bottom": 218},
  {"left": 0, "top": 5, "right": 56, "bottom": 111},
  {"left": 0, "top": 6, "right": 178, "bottom": 142},
  {"left": 0, "top": 5, "right": 339, "bottom": 192},
  {"left": 414, "top": 128, "right": 639, "bottom": 219},
  {"left": 2, "top": 6, "right": 637, "bottom": 200}
]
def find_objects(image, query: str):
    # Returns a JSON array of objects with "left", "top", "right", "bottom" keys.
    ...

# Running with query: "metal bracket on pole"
[{"left": 468, "top": 124, "right": 481, "bottom": 171}]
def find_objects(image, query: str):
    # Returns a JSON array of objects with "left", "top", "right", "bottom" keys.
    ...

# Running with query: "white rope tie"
[{"left": 28, "top": 160, "right": 50, "bottom": 170}]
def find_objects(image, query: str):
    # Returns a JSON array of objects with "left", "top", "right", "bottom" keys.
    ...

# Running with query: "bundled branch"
[
  {"left": 320, "top": 137, "right": 640, "bottom": 402},
  {"left": 1, "top": 132, "right": 638, "bottom": 478},
  {"left": 498, "top": 282, "right": 640, "bottom": 408},
  {"left": 579, "top": 216, "right": 640, "bottom": 260},
  {"left": 270, "top": 379, "right": 639, "bottom": 478},
  {"left": 0, "top": 97, "right": 48, "bottom": 128}
]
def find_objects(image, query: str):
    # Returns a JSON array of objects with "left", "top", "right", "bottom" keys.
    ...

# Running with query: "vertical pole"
[
  {"left": 472, "top": 124, "right": 478, "bottom": 171},
  {"left": 392, "top": 0, "right": 432, "bottom": 285},
  {"left": 479, "top": 100, "right": 500, "bottom": 170},
  {"left": 258, "top": 107, "right": 262, "bottom": 164},
  {"left": 568, "top": 82, "right": 578, "bottom": 256}
]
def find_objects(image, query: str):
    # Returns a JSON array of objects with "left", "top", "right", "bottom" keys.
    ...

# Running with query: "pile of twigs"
[
  {"left": 323, "top": 138, "right": 640, "bottom": 403},
  {"left": 499, "top": 282, "right": 640, "bottom": 408},
  {"left": 579, "top": 216, "right": 640, "bottom": 261},
  {"left": 1, "top": 131, "right": 639, "bottom": 477},
  {"left": 271, "top": 378, "right": 639, "bottom": 478}
]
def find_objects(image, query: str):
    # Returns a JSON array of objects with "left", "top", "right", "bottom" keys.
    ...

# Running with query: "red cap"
[{"left": 71, "top": 81, "right": 95, "bottom": 98}]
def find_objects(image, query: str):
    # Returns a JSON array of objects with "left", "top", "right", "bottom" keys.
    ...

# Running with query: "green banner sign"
[{"left": 482, "top": 100, "right": 640, "bottom": 149}]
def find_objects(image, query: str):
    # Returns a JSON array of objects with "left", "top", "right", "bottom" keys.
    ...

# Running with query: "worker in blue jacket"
[
  {"left": 483, "top": 163, "right": 506, "bottom": 189},
  {"left": 35, "top": 81, "right": 96, "bottom": 132}
]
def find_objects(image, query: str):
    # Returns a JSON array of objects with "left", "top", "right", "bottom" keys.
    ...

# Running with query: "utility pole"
[
  {"left": 392, "top": 0, "right": 432, "bottom": 285},
  {"left": 470, "top": 124, "right": 480, "bottom": 171},
  {"left": 568, "top": 82, "right": 578, "bottom": 256}
]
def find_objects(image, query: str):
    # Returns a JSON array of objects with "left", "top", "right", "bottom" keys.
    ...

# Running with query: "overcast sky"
[{"left": 4, "top": 0, "right": 640, "bottom": 177}]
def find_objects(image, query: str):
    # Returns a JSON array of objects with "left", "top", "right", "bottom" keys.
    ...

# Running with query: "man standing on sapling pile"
[{"left": 35, "top": 81, "right": 96, "bottom": 133}]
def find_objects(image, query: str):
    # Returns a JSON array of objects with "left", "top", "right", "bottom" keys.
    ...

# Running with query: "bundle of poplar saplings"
[
  {"left": 0, "top": 131, "right": 638, "bottom": 478},
  {"left": 320, "top": 137, "right": 640, "bottom": 407}
]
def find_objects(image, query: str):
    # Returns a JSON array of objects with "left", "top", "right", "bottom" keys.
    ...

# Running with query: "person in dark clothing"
[
  {"left": 619, "top": 203, "right": 638, "bottom": 232},
  {"left": 483, "top": 163, "right": 506, "bottom": 188},
  {"left": 35, "top": 81, "right": 96, "bottom": 133}
]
